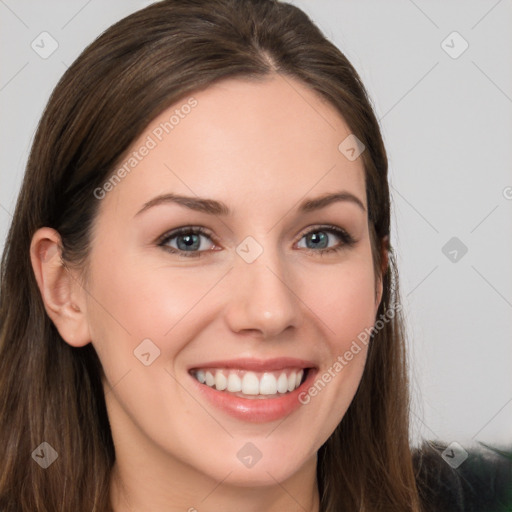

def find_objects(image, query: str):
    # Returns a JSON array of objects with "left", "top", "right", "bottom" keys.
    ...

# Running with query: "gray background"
[{"left": 1, "top": 0, "right": 511, "bottom": 448}]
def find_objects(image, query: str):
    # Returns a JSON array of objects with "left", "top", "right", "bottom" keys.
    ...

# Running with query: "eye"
[
  {"left": 157, "top": 224, "right": 356, "bottom": 259},
  {"left": 296, "top": 225, "right": 356, "bottom": 255},
  {"left": 158, "top": 227, "right": 216, "bottom": 258}
]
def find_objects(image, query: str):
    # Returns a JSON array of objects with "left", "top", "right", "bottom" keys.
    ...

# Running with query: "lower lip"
[{"left": 191, "top": 369, "right": 317, "bottom": 423}]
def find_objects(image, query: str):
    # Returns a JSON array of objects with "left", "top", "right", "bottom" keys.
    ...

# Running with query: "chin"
[{"left": 194, "top": 442, "right": 316, "bottom": 488}]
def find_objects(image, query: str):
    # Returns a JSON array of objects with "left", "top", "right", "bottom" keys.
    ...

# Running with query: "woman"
[{"left": 0, "top": 1, "right": 509, "bottom": 511}]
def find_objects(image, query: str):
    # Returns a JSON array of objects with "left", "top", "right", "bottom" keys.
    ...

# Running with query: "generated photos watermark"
[
  {"left": 93, "top": 97, "right": 198, "bottom": 200},
  {"left": 298, "top": 303, "right": 402, "bottom": 405}
]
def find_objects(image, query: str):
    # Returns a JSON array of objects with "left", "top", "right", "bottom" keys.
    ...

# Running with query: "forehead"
[{"left": 100, "top": 74, "right": 366, "bottom": 217}]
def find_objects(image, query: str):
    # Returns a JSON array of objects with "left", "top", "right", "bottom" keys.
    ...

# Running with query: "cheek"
[
  {"left": 291, "top": 257, "right": 377, "bottom": 453},
  {"left": 305, "top": 257, "right": 378, "bottom": 349},
  {"left": 87, "top": 250, "right": 212, "bottom": 344}
]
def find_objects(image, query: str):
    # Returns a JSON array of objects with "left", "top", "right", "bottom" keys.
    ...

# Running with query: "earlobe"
[{"left": 30, "top": 227, "right": 91, "bottom": 347}]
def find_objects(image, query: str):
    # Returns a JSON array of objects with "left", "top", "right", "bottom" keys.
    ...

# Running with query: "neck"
[{"left": 110, "top": 454, "right": 320, "bottom": 512}]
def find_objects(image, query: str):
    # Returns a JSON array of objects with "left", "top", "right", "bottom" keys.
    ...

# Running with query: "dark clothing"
[{"left": 413, "top": 440, "right": 512, "bottom": 511}]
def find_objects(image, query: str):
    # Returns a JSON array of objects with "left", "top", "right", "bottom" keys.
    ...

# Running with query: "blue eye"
[
  {"left": 158, "top": 227, "right": 215, "bottom": 258},
  {"left": 297, "top": 226, "right": 355, "bottom": 254},
  {"left": 158, "top": 225, "right": 355, "bottom": 258}
]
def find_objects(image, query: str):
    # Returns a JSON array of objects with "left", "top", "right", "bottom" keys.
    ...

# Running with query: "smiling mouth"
[{"left": 190, "top": 367, "right": 310, "bottom": 399}]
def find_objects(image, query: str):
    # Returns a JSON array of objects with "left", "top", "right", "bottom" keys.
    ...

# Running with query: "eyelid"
[
  {"left": 296, "top": 223, "right": 351, "bottom": 240},
  {"left": 296, "top": 224, "right": 357, "bottom": 251},
  {"left": 156, "top": 226, "right": 218, "bottom": 246}
]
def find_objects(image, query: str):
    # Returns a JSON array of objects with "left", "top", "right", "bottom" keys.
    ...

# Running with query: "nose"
[{"left": 223, "top": 245, "right": 303, "bottom": 339}]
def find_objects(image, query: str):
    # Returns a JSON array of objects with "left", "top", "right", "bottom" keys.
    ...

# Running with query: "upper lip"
[{"left": 188, "top": 357, "right": 316, "bottom": 372}]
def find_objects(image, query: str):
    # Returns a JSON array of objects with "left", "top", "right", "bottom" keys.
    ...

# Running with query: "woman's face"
[{"left": 84, "top": 75, "right": 382, "bottom": 487}]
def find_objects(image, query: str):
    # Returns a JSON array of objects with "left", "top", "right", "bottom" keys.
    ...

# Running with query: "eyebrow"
[{"left": 134, "top": 190, "right": 366, "bottom": 217}]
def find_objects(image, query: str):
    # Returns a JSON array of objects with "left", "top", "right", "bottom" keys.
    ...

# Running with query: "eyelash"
[{"left": 157, "top": 225, "right": 356, "bottom": 258}]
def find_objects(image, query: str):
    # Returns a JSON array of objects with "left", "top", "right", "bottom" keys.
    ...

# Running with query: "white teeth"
[
  {"left": 276, "top": 373, "right": 289, "bottom": 394},
  {"left": 215, "top": 371, "right": 227, "bottom": 391},
  {"left": 287, "top": 371, "right": 297, "bottom": 392},
  {"left": 259, "top": 372, "right": 277, "bottom": 395},
  {"left": 196, "top": 370, "right": 206, "bottom": 384},
  {"left": 295, "top": 369, "right": 304, "bottom": 388},
  {"left": 241, "top": 372, "right": 260, "bottom": 395},
  {"left": 227, "top": 373, "right": 242, "bottom": 392},
  {"left": 194, "top": 368, "right": 307, "bottom": 396},
  {"left": 205, "top": 371, "right": 215, "bottom": 387}
]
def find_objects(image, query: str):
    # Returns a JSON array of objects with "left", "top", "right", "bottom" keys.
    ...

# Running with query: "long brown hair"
[{"left": 0, "top": 1, "right": 422, "bottom": 510}]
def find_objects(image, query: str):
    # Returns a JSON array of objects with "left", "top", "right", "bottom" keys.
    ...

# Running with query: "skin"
[{"left": 30, "top": 74, "right": 385, "bottom": 512}]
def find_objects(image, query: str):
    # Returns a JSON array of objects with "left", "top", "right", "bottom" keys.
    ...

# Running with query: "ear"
[
  {"left": 375, "top": 236, "right": 389, "bottom": 309},
  {"left": 30, "top": 227, "right": 91, "bottom": 347}
]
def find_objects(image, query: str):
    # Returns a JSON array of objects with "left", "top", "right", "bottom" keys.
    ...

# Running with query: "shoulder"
[{"left": 412, "top": 440, "right": 512, "bottom": 512}]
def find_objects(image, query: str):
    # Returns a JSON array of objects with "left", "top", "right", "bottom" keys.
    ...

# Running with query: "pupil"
[
  {"left": 308, "top": 232, "right": 327, "bottom": 249},
  {"left": 178, "top": 234, "right": 199, "bottom": 250}
]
